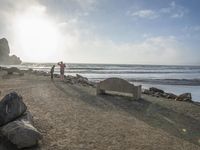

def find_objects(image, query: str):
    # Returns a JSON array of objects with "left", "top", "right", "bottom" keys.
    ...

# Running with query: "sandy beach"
[{"left": 0, "top": 70, "right": 200, "bottom": 150}]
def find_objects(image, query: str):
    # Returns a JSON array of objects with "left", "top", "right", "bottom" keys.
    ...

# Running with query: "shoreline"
[{"left": 1, "top": 65, "right": 199, "bottom": 102}]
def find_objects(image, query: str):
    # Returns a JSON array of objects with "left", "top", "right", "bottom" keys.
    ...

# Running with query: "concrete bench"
[{"left": 96, "top": 78, "right": 142, "bottom": 99}]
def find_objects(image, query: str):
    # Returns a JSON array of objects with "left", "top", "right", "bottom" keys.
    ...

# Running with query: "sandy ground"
[{"left": 0, "top": 72, "right": 200, "bottom": 150}]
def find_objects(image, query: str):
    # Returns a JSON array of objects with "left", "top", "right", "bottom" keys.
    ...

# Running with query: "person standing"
[
  {"left": 50, "top": 65, "right": 55, "bottom": 80},
  {"left": 57, "top": 61, "right": 66, "bottom": 80}
]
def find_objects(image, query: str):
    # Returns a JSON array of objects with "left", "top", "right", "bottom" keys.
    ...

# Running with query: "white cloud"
[
  {"left": 38, "top": 0, "right": 97, "bottom": 20},
  {"left": 171, "top": 13, "right": 184, "bottom": 18},
  {"left": 75, "top": 0, "right": 97, "bottom": 10},
  {"left": 130, "top": 9, "right": 158, "bottom": 19},
  {"left": 160, "top": 1, "right": 188, "bottom": 18},
  {"left": 58, "top": 32, "right": 187, "bottom": 64},
  {"left": 129, "top": 1, "right": 188, "bottom": 20}
]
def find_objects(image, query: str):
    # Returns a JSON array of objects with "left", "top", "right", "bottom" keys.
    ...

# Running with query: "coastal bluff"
[{"left": 0, "top": 38, "right": 22, "bottom": 65}]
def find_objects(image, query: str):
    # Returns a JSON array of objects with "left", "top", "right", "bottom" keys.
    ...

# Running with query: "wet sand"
[{"left": 0, "top": 71, "right": 200, "bottom": 150}]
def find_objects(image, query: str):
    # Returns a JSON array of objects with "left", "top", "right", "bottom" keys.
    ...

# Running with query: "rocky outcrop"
[
  {"left": 143, "top": 87, "right": 193, "bottom": 102},
  {"left": 0, "top": 38, "right": 10, "bottom": 56},
  {"left": 0, "top": 38, "right": 22, "bottom": 65},
  {"left": 0, "top": 92, "right": 27, "bottom": 126}
]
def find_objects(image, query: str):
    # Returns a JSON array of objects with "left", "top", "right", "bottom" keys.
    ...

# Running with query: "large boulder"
[
  {"left": 76, "top": 74, "right": 88, "bottom": 81},
  {"left": 1, "top": 111, "right": 42, "bottom": 149},
  {"left": 163, "top": 93, "right": 177, "bottom": 99},
  {"left": 149, "top": 87, "right": 164, "bottom": 94},
  {"left": 143, "top": 89, "right": 154, "bottom": 95},
  {"left": 0, "top": 92, "right": 27, "bottom": 126},
  {"left": 0, "top": 38, "right": 22, "bottom": 65},
  {"left": 76, "top": 74, "right": 94, "bottom": 86},
  {"left": 0, "top": 135, "right": 18, "bottom": 150},
  {"left": 175, "top": 93, "right": 192, "bottom": 102},
  {"left": 5, "top": 67, "right": 24, "bottom": 75}
]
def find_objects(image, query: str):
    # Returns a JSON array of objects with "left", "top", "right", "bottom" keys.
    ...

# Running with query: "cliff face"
[{"left": 0, "top": 38, "right": 22, "bottom": 65}]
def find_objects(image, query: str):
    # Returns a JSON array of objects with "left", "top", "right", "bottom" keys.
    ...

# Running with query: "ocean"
[{"left": 4, "top": 63, "right": 200, "bottom": 102}]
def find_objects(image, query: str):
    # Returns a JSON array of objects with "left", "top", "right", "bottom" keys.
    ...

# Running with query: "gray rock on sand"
[
  {"left": 76, "top": 74, "right": 95, "bottom": 86},
  {"left": 1, "top": 111, "right": 42, "bottom": 149},
  {"left": 143, "top": 88, "right": 164, "bottom": 97},
  {"left": 0, "top": 92, "right": 27, "bottom": 126},
  {"left": 163, "top": 93, "right": 177, "bottom": 99},
  {"left": 6, "top": 67, "right": 24, "bottom": 76},
  {"left": 175, "top": 93, "right": 192, "bottom": 102},
  {"left": 143, "top": 89, "right": 153, "bottom": 95},
  {"left": 76, "top": 74, "right": 88, "bottom": 81},
  {"left": 149, "top": 87, "right": 164, "bottom": 94},
  {"left": 143, "top": 87, "right": 192, "bottom": 102}
]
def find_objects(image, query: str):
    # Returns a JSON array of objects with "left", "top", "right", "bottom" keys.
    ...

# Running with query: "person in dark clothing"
[{"left": 50, "top": 65, "right": 55, "bottom": 80}]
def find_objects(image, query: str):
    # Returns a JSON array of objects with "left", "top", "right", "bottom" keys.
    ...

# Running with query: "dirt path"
[{"left": 0, "top": 74, "right": 200, "bottom": 150}]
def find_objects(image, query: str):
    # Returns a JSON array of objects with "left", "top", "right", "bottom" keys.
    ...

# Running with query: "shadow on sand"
[{"left": 53, "top": 81, "right": 200, "bottom": 147}]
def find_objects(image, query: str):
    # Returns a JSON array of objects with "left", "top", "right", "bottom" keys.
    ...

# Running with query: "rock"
[
  {"left": 143, "top": 89, "right": 153, "bottom": 95},
  {"left": 0, "top": 38, "right": 22, "bottom": 65},
  {"left": 9, "top": 55, "right": 22, "bottom": 64},
  {"left": 1, "top": 111, "right": 42, "bottom": 149},
  {"left": 175, "top": 93, "right": 192, "bottom": 102},
  {"left": 38, "top": 71, "right": 49, "bottom": 76},
  {"left": 0, "top": 135, "right": 18, "bottom": 150},
  {"left": 149, "top": 87, "right": 164, "bottom": 94},
  {"left": 0, "top": 66, "right": 7, "bottom": 71},
  {"left": 54, "top": 74, "right": 60, "bottom": 78},
  {"left": 18, "top": 111, "right": 34, "bottom": 125},
  {"left": 0, "top": 92, "right": 27, "bottom": 126},
  {"left": 64, "top": 75, "right": 75, "bottom": 84},
  {"left": 27, "top": 68, "right": 33, "bottom": 73},
  {"left": 76, "top": 74, "right": 95, "bottom": 86},
  {"left": 76, "top": 74, "right": 88, "bottom": 81},
  {"left": 165, "top": 93, "right": 177, "bottom": 99},
  {"left": 6, "top": 67, "right": 24, "bottom": 75},
  {"left": 32, "top": 70, "right": 49, "bottom": 76},
  {"left": 153, "top": 92, "right": 162, "bottom": 97}
]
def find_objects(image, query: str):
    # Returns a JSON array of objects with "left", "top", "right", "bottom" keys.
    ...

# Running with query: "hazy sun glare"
[{"left": 13, "top": 6, "right": 63, "bottom": 62}]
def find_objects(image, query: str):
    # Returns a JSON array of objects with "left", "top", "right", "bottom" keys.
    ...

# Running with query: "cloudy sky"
[{"left": 0, "top": 0, "right": 199, "bottom": 65}]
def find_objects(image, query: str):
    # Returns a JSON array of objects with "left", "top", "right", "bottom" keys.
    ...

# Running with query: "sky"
[{"left": 0, "top": 0, "right": 199, "bottom": 65}]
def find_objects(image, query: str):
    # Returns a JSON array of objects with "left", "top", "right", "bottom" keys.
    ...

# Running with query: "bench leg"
[
  {"left": 133, "top": 86, "right": 142, "bottom": 99},
  {"left": 96, "top": 88, "right": 105, "bottom": 95},
  {"left": 96, "top": 84, "right": 105, "bottom": 95}
]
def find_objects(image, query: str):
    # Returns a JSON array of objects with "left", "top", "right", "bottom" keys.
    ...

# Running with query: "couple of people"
[{"left": 50, "top": 61, "right": 66, "bottom": 80}]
